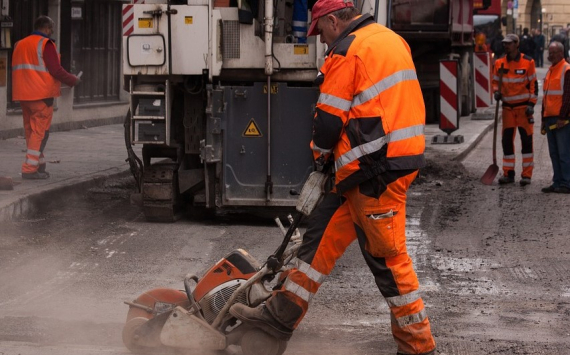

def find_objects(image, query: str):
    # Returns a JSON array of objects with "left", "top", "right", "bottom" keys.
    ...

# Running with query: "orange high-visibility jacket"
[
  {"left": 312, "top": 14, "right": 425, "bottom": 194},
  {"left": 12, "top": 34, "right": 61, "bottom": 101},
  {"left": 492, "top": 53, "right": 538, "bottom": 108},
  {"left": 543, "top": 59, "right": 570, "bottom": 118}
]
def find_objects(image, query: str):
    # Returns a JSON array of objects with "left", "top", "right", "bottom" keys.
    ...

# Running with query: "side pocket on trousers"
[{"left": 361, "top": 209, "right": 401, "bottom": 257}]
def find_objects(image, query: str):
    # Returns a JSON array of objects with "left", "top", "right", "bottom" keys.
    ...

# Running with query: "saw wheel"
[
  {"left": 122, "top": 317, "right": 150, "bottom": 353},
  {"left": 240, "top": 328, "right": 287, "bottom": 355}
]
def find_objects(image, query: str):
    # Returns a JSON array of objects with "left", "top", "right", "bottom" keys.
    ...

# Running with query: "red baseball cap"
[{"left": 307, "top": 0, "right": 355, "bottom": 37}]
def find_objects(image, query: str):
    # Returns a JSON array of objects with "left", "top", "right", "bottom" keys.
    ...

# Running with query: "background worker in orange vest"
[
  {"left": 230, "top": 0, "right": 436, "bottom": 354},
  {"left": 12, "top": 16, "right": 81, "bottom": 180},
  {"left": 492, "top": 34, "right": 538, "bottom": 186},
  {"left": 541, "top": 41, "right": 570, "bottom": 193}
]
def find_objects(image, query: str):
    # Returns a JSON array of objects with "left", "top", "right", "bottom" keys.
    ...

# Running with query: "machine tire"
[
  {"left": 122, "top": 317, "right": 151, "bottom": 353},
  {"left": 240, "top": 328, "right": 287, "bottom": 355}
]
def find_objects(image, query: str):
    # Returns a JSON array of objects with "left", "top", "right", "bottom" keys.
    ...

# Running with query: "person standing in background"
[
  {"left": 541, "top": 41, "right": 570, "bottom": 193},
  {"left": 492, "top": 34, "right": 538, "bottom": 186},
  {"left": 11, "top": 16, "right": 81, "bottom": 179},
  {"left": 533, "top": 29, "right": 545, "bottom": 68}
]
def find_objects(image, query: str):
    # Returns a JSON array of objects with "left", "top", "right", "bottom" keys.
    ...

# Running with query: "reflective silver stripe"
[
  {"left": 26, "top": 159, "right": 40, "bottom": 166},
  {"left": 522, "top": 153, "right": 533, "bottom": 158},
  {"left": 13, "top": 38, "right": 49, "bottom": 72},
  {"left": 503, "top": 93, "right": 532, "bottom": 102},
  {"left": 547, "top": 90, "right": 563, "bottom": 95},
  {"left": 502, "top": 77, "right": 528, "bottom": 83},
  {"left": 37, "top": 38, "right": 46, "bottom": 67},
  {"left": 522, "top": 162, "right": 534, "bottom": 167},
  {"left": 493, "top": 75, "right": 500, "bottom": 81},
  {"left": 311, "top": 144, "right": 332, "bottom": 155},
  {"left": 393, "top": 308, "right": 428, "bottom": 328},
  {"left": 496, "top": 74, "right": 536, "bottom": 83},
  {"left": 527, "top": 73, "right": 536, "bottom": 81},
  {"left": 292, "top": 21, "right": 307, "bottom": 27},
  {"left": 294, "top": 258, "right": 327, "bottom": 284},
  {"left": 335, "top": 124, "right": 424, "bottom": 170},
  {"left": 12, "top": 63, "right": 49, "bottom": 72},
  {"left": 385, "top": 290, "right": 421, "bottom": 308},
  {"left": 562, "top": 64, "right": 570, "bottom": 89},
  {"left": 283, "top": 278, "right": 312, "bottom": 303},
  {"left": 27, "top": 149, "right": 41, "bottom": 157},
  {"left": 352, "top": 69, "right": 418, "bottom": 107},
  {"left": 503, "top": 162, "right": 515, "bottom": 167},
  {"left": 504, "top": 154, "right": 515, "bottom": 159},
  {"left": 318, "top": 93, "right": 351, "bottom": 112}
]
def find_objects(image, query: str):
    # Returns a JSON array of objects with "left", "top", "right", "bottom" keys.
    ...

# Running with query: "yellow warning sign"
[
  {"left": 263, "top": 84, "right": 278, "bottom": 94},
  {"left": 185, "top": 16, "right": 193, "bottom": 24},
  {"left": 294, "top": 44, "right": 309, "bottom": 55},
  {"left": 243, "top": 119, "right": 263, "bottom": 137},
  {"left": 138, "top": 18, "right": 153, "bottom": 28}
]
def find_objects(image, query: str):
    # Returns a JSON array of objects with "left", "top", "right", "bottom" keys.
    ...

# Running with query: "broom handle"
[{"left": 493, "top": 64, "right": 504, "bottom": 165}]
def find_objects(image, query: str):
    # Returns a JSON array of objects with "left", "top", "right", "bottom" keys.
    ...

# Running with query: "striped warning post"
[
  {"left": 474, "top": 52, "right": 492, "bottom": 108},
  {"left": 439, "top": 60, "right": 460, "bottom": 134},
  {"left": 123, "top": 0, "right": 145, "bottom": 37}
]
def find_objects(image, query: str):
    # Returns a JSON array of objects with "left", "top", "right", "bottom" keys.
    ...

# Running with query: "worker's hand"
[
  {"left": 494, "top": 91, "right": 502, "bottom": 101},
  {"left": 541, "top": 122, "right": 547, "bottom": 135},
  {"left": 525, "top": 105, "right": 534, "bottom": 117},
  {"left": 557, "top": 119, "right": 567, "bottom": 129}
]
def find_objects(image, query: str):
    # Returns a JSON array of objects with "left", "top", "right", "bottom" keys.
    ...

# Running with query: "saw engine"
[{"left": 192, "top": 249, "right": 261, "bottom": 324}]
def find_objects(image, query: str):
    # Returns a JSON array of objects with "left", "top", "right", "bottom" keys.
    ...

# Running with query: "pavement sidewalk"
[{"left": 0, "top": 112, "right": 495, "bottom": 223}]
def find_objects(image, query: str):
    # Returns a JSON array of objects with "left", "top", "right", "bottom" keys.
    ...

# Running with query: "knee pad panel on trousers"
[
  {"left": 266, "top": 292, "right": 305, "bottom": 329},
  {"left": 502, "top": 127, "right": 516, "bottom": 156}
]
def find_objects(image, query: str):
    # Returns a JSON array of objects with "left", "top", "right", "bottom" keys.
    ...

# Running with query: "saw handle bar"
[
  {"left": 183, "top": 274, "right": 206, "bottom": 320},
  {"left": 267, "top": 211, "right": 304, "bottom": 272}
]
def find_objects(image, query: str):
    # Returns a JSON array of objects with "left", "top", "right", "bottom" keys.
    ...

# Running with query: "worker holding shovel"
[
  {"left": 492, "top": 34, "right": 538, "bottom": 186},
  {"left": 541, "top": 41, "right": 570, "bottom": 193}
]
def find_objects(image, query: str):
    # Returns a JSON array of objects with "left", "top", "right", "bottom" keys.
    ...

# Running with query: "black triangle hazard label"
[{"left": 243, "top": 119, "right": 263, "bottom": 137}]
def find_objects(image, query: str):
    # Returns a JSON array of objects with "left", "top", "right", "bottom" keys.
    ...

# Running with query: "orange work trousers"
[
  {"left": 266, "top": 171, "right": 436, "bottom": 355},
  {"left": 501, "top": 106, "right": 534, "bottom": 178},
  {"left": 20, "top": 100, "right": 53, "bottom": 174}
]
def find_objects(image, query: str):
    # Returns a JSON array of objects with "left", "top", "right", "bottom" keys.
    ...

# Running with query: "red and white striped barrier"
[
  {"left": 439, "top": 60, "right": 460, "bottom": 134},
  {"left": 474, "top": 52, "right": 492, "bottom": 108},
  {"left": 123, "top": 0, "right": 145, "bottom": 37}
]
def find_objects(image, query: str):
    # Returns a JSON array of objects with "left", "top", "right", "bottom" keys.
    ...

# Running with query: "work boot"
[
  {"left": 555, "top": 186, "right": 570, "bottom": 194},
  {"left": 22, "top": 171, "right": 50, "bottom": 180},
  {"left": 38, "top": 163, "right": 50, "bottom": 177},
  {"left": 229, "top": 303, "right": 293, "bottom": 341},
  {"left": 519, "top": 177, "right": 531, "bottom": 186},
  {"left": 541, "top": 185, "right": 556, "bottom": 193},
  {"left": 498, "top": 171, "right": 515, "bottom": 185},
  {"left": 498, "top": 176, "right": 514, "bottom": 184}
]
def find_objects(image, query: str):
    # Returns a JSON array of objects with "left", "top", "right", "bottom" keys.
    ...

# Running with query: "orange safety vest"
[
  {"left": 312, "top": 14, "right": 425, "bottom": 194},
  {"left": 543, "top": 59, "right": 570, "bottom": 118},
  {"left": 492, "top": 53, "right": 537, "bottom": 108},
  {"left": 12, "top": 34, "right": 61, "bottom": 101}
]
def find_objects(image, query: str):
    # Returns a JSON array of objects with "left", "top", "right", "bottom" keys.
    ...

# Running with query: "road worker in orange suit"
[
  {"left": 230, "top": 0, "right": 436, "bottom": 354},
  {"left": 492, "top": 33, "right": 538, "bottom": 186},
  {"left": 12, "top": 16, "right": 81, "bottom": 179}
]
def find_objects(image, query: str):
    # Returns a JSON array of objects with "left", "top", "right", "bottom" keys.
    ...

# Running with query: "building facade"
[
  {"left": 505, "top": 0, "right": 570, "bottom": 42},
  {"left": 0, "top": 0, "right": 128, "bottom": 138}
]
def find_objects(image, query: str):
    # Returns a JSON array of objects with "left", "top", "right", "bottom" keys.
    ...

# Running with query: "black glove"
[
  {"left": 525, "top": 105, "right": 534, "bottom": 116},
  {"left": 494, "top": 91, "right": 502, "bottom": 101}
]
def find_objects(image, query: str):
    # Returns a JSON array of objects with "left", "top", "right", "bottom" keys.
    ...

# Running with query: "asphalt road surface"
[{"left": 1, "top": 130, "right": 569, "bottom": 355}]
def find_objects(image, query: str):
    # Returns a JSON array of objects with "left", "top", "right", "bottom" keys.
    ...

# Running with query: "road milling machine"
[{"left": 122, "top": 0, "right": 475, "bottom": 222}]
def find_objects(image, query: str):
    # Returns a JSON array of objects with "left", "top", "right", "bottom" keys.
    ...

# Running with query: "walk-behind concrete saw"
[{"left": 122, "top": 171, "right": 328, "bottom": 355}]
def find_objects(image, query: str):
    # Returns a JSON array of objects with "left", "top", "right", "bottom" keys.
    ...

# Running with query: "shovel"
[{"left": 481, "top": 63, "right": 504, "bottom": 185}]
